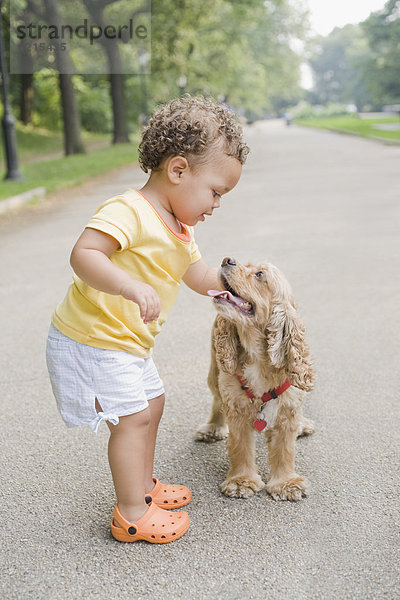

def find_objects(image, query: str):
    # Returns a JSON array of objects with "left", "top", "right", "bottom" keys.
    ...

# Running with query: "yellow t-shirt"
[{"left": 52, "top": 189, "right": 201, "bottom": 357}]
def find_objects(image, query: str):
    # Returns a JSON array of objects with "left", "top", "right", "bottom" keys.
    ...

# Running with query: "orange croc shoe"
[
  {"left": 110, "top": 502, "right": 190, "bottom": 544},
  {"left": 145, "top": 478, "right": 192, "bottom": 509}
]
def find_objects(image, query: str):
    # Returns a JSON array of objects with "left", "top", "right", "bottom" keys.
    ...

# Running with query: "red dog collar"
[
  {"left": 237, "top": 374, "right": 291, "bottom": 403},
  {"left": 238, "top": 374, "right": 291, "bottom": 431}
]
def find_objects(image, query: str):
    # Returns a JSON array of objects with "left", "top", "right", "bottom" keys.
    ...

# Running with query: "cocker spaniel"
[{"left": 195, "top": 257, "right": 315, "bottom": 501}]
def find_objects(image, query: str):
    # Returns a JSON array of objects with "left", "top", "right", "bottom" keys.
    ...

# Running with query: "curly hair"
[{"left": 138, "top": 95, "right": 249, "bottom": 173}]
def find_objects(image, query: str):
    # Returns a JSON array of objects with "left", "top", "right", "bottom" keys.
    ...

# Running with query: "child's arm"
[
  {"left": 70, "top": 228, "right": 161, "bottom": 323},
  {"left": 182, "top": 258, "right": 223, "bottom": 295}
]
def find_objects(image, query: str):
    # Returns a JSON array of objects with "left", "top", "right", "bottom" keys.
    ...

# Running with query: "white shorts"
[{"left": 46, "top": 324, "right": 164, "bottom": 433}]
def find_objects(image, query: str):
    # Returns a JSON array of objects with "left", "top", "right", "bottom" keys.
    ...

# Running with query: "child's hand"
[{"left": 120, "top": 280, "right": 161, "bottom": 324}]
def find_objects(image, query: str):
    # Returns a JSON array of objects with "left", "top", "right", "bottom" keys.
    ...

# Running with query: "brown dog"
[{"left": 195, "top": 257, "right": 315, "bottom": 501}]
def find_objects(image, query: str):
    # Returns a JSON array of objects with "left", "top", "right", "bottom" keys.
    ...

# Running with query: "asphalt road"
[{"left": 1, "top": 121, "right": 399, "bottom": 599}]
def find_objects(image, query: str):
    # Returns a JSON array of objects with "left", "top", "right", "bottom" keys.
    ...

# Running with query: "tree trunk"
[
  {"left": 58, "top": 74, "right": 85, "bottom": 155},
  {"left": 83, "top": 0, "right": 130, "bottom": 144},
  {"left": 109, "top": 73, "right": 129, "bottom": 144},
  {"left": 18, "top": 19, "right": 34, "bottom": 125},
  {"left": 19, "top": 74, "right": 34, "bottom": 125},
  {"left": 43, "top": 0, "right": 85, "bottom": 155}
]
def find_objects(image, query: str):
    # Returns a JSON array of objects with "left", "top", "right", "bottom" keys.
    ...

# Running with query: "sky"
[
  {"left": 300, "top": 0, "right": 388, "bottom": 88},
  {"left": 307, "top": 0, "right": 388, "bottom": 36}
]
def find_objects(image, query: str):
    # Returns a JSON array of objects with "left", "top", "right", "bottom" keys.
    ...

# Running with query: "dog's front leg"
[
  {"left": 221, "top": 416, "right": 265, "bottom": 498},
  {"left": 265, "top": 411, "right": 308, "bottom": 501},
  {"left": 194, "top": 351, "right": 229, "bottom": 442},
  {"left": 194, "top": 392, "right": 229, "bottom": 442}
]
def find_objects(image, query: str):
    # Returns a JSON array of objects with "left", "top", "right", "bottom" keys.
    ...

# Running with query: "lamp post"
[{"left": 0, "top": 0, "right": 22, "bottom": 180}]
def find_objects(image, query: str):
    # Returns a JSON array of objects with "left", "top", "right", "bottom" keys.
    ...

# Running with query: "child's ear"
[{"left": 167, "top": 156, "right": 190, "bottom": 184}]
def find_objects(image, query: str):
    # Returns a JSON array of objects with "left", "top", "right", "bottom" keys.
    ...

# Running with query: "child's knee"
[{"left": 111, "top": 406, "right": 151, "bottom": 433}]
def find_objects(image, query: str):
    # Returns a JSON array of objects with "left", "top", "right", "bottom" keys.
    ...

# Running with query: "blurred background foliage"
[
  {"left": 0, "top": 0, "right": 399, "bottom": 166},
  {"left": 306, "top": 0, "right": 400, "bottom": 111},
  {"left": 3, "top": 0, "right": 310, "bottom": 135}
]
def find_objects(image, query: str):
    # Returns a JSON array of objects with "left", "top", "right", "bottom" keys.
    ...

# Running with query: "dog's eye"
[{"left": 255, "top": 271, "right": 265, "bottom": 281}]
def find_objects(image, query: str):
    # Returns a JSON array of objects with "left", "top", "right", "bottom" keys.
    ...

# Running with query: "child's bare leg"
[
  {"left": 98, "top": 394, "right": 165, "bottom": 525},
  {"left": 144, "top": 394, "right": 165, "bottom": 492},
  {"left": 107, "top": 407, "right": 151, "bottom": 524}
]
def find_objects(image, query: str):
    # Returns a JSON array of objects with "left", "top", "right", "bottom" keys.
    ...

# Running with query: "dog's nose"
[{"left": 221, "top": 257, "right": 236, "bottom": 267}]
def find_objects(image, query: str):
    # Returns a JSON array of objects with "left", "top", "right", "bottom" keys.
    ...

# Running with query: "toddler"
[{"left": 46, "top": 95, "right": 249, "bottom": 543}]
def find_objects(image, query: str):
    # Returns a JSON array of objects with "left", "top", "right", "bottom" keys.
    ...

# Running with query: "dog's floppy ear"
[
  {"left": 213, "top": 315, "right": 240, "bottom": 374},
  {"left": 266, "top": 303, "right": 314, "bottom": 391}
]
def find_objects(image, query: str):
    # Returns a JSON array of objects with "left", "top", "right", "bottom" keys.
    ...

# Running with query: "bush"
[
  {"left": 289, "top": 101, "right": 356, "bottom": 120},
  {"left": 75, "top": 77, "right": 112, "bottom": 133},
  {"left": 32, "top": 70, "right": 61, "bottom": 130},
  {"left": 24, "top": 72, "right": 112, "bottom": 134}
]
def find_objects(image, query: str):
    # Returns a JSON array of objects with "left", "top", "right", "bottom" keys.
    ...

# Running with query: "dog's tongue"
[{"left": 207, "top": 289, "right": 245, "bottom": 307}]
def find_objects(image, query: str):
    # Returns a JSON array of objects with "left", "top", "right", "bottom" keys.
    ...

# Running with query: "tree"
[
  {"left": 4, "top": 0, "right": 311, "bottom": 138},
  {"left": 361, "top": 0, "right": 400, "bottom": 105},
  {"left": 150, "top": 0, "right": 308, "bottom": 115},
  {"left": 19, "top": 69, "right": 34, "bottom": 125},
  {"left": 0, "top": 1, "right": 33, "bottom": 124},
  {"left": 26, "top": 0, "right": 85, "bottom": 154},
  {"left": 307, "top": 0, "right": 400, "bottom": 110},
  {"left": 307, "top": 25, "right": 374, "bottom": 110},
  {"left": 82, "top": 0, "right": 130, "bottom": 143}
]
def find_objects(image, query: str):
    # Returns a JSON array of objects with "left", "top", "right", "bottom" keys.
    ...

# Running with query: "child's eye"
[{"left": 212, "top": 190, "right": 221, "bottom": 199}]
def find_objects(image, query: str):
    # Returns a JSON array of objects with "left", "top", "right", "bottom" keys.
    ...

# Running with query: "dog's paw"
[
  {"left": 221, "top": 474, "right": 265, "bottom": 498},
  {"left": 194, "top": 423, "right": 229, "bottom": 443},
  {"left": 266, "top": 475, "right": 308, "bottom": 501},
  {"left": 297, "top": 418, "right": 315, "bottom": 438}
]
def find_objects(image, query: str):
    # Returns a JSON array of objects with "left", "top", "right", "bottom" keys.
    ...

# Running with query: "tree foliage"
[
  {"left": 361, "top": 0, "right": 400, "bottom": 104},
  {"left": 307, "top": 0, "right": 400, "bottom": 110},
  {"left": 2, "top": 0, "right": 309, "bottom": 139},
  {"left": 307, "top": 25, "right": 371, "bottom": 110},
  {"left": 150, "top": 0, "right": 308, "bottom": 115}
]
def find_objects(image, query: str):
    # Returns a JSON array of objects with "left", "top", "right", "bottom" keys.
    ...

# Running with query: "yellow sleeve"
[
  {"left": 189, "top": 228, "right": 202, "bottom": 264},
  {"left": 86, "top": 196, "right": 141, "bottom": 251}
]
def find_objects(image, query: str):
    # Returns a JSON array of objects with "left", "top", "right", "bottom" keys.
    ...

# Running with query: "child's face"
[{"left": 169, "top": 150, "right": 242, "bottom": 226}]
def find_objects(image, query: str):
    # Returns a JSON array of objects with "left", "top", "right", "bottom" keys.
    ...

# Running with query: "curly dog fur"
[{"left": 195, "top": 258, "right": 315, "bottom": 501}]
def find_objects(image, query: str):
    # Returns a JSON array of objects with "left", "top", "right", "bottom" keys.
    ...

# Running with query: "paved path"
[{"left": 1, "top": 121, "right": 399, "bottom": 599}]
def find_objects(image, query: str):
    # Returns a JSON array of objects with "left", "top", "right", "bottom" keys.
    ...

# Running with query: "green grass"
[
  {"left": 294, "top": 115, "right": 400, "bottom": 143},
  {"left": 0, "top": 123, "right": 111, "bottom": 165},
  {"left": 0, "top": 138, "right": 139, "bottom": 201}
]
